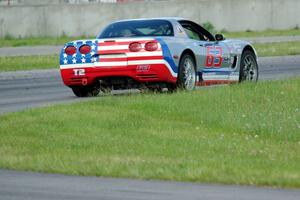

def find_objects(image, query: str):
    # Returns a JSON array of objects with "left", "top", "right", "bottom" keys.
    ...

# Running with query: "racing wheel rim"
[
  {"left": 242, "top": 54, "right": 258, "bottom": 81},
  {"left": 183, "top": 57, "right": 196, "bottom": 90}
]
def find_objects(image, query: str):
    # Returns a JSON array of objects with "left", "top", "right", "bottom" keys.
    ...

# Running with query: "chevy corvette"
[{"left": 60, "top": 18, "right": 258, "bottom": 97}]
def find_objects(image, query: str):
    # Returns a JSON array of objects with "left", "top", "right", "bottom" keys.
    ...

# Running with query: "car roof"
[
  {"left": 113, "top": 17, "right": 186, "bottom": 23},
  {"left": 98, "top": 17, "right": 196, "bottom": 39}
]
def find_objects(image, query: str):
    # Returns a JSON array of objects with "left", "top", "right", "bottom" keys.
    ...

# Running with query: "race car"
[{"left": 60, "top": 18, "right": 258, "bottom": 97}]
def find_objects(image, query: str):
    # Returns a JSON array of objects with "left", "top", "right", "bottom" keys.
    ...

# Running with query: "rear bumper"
[{"left": 60, "top": 62, "right": 177, "bottom": 86}]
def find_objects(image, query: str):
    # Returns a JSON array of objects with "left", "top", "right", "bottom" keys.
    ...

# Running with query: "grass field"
[
  {"left": 255, "top": 41, "right": 300, "bottom": 57},
  {"left": 0, "top": 29, "right": 299, "bottom": 47},
  {"left": 0, "top": 36, "right": 90, "bottom": 47},
  {"left": 0, "top": 55, "right": 58, "bottom": 72},
  {"left": 0, "top": 78, "right": 299, "bottom": 188},
  {"left": 1, "top": 40, "right": 299, "bottom": 72},
  {"left": 223, "top": 28, "right": 300, "bottom": 38}
]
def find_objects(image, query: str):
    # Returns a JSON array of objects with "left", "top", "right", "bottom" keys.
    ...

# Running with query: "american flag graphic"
[
  {"left": 60, "top": 40, "right": 98, "bottom": 66},
  {"left": 59, "top": 38, "right": 177, "bottom": 78}
]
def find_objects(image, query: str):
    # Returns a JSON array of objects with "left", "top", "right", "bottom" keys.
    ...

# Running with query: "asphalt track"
[
  {"left": 1, "top": 169, "right": 300, "bottom": 200},
  {"left": 1, "top": 35, "right": 300, "bottom": 57},
  {"left": 0, "top": 55, "right": 300, "bottom": 114},
  {"left": 0, "top": 55, "right": 300, "bottom": 200}
]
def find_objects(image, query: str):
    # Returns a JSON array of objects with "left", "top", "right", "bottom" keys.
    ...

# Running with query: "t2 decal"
[{"left": 73, "top": 69, "right": 85, "bottom": 76}]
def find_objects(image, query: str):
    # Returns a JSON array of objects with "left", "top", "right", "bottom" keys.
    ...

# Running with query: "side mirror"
[{"left": 215, "top": 34, "right": 225, "bottom": 41}]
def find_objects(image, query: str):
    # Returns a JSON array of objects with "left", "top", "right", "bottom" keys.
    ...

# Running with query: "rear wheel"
[
  {"left": 239, "top": 50, "right": 258, "bottom": 82},
  {"left": 71, "top": 84, "right": 100, "bottom": 97},
  {"left": 98, "top": 79, "right": 112, "bottom": 94},
  {"left": 147, "top": 86, "right": 163, "bottom": 93},
  {"left": 166, "top": 83, "right": 177, "bottom": 92},
  {"left": 177, "top": 54, "right": 196, "bottom": 90}
]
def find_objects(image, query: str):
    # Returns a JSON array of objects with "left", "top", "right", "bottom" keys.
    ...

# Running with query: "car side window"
[
  {"left": 182, "top": 26, "right": 200, "bottom": 40},
  {"left": 179, "top": 20, "right": 215, "bottom": 41},
  {"left": 197, "top": 27, "right": 214, "bottom": 41},
  {"left": 181, "top": 24, "right": 205, "bottom": 41}
]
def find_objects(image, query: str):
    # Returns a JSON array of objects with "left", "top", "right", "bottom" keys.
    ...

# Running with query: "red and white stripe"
[
  {"left": 97, "top": 38, "right": 162, "bottom": 55},
  {"left": 60, "top": 38, "right": 177, "bottom": 78},
  {"left": 96, "top": 39, "right": 178, "bottom": 77}
]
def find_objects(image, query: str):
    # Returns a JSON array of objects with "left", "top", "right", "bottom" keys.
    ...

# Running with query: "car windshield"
[{"left": 98, "top": 20, "right": 174, "bottom": 38}]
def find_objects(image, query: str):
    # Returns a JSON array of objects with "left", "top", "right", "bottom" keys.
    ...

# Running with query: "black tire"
[
  {"left": 99, "top": 80, "right": 112, "bottom": 94},
  {"left": 71, "top": 84, "right": 100, "bottom": 97},
  {"left": 147, "top": 86, "right": 163, "bottom": 93},
  {"left": 176, "top": 54, "right": 196, "bottom": 90},
  {"left": 239, "top": 50, "right": 259, "bottom": 82},
  {"left": 99, "top": 86, "right": 112, "bottom": 94},
  {"left": 166, "top": 83, "right": 177, "bottom": 93},
  {"left": 139, "top": 85, "right": 163, "bottom": 94}
]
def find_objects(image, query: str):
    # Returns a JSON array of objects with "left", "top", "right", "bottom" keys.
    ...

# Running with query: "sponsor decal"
[
  {"left": 223, "top": 55, "right": 230, "bottom": 64},
  {"left": 229, "top": 71, "right": 240, "bottom": 80},
  {"left": 136, "top": 65, "right": 150, "bottom": 72},
  {"left": 73, "top": 69, "right": 85, "bottom": 76}
]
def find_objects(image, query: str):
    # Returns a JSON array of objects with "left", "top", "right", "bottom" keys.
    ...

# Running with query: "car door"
[
  {"left": 190, "top": 22, "right": 232, "bottom": 82},
  {"left": 179, "top": 20, "right": 232, "bottom": 81},
  {"left": 204, "top": 42, "right": 231, "bottom": 69},
  {"left": 201, "top": 39, "right": 234, "bottom": 83},
  {"left": 178, "top": 21, "right": 210, "bottom": 72}
]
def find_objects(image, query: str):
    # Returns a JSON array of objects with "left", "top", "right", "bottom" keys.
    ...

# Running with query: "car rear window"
[{"left": 98, "top": 20, "right": 174, "bottom": 38}]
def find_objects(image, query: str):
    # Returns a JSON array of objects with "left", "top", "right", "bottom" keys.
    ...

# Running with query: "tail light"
[
  {"left": 65, "top": 46, "right": 76, "bottom": 55},
  {"left": 79, "top": 45, "right": 91, "bottom": 54},
  {"left": 145, "top": 41, "right": 158, "bottom": 51},
  {"left": 129, "top": 42, "right": 142, "bottom": 52}
]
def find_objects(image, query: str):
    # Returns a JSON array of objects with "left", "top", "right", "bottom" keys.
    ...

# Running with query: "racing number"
[
  {"left": 205, "top": 46, "right": 214, "bottom": 67},
  {"left": 214, "top": 46, "right": 223, "bottom": 67},
  {"left": 205, "top": 46, "right": 223, "bottom": 68}
]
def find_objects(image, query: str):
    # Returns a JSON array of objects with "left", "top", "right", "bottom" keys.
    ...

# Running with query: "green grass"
[
  {"left": 0, "top": 78, "right": 300, "bottom": 188},
  {"left": 223, "top": 28, "right": 300, "bottom": 38},
  {"left": 0, "top": 55, "right": 58, "bottom": 72},
  {"left": 0, "top": 29, "right": 299, "bottom": 47},
  {"left": 0, "top": 36, "right": 92, "bottom": 47},
  {"left": 254, "top": 41, "right": 300, "bottom": 57}
]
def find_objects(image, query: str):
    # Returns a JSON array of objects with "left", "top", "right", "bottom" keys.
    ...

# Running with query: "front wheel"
[
  {"left": 177, "top": 54, "right": 196, "bottom": 90},
  {"left": 239, "top": 50, "right": 259, "bottom": 82},
  {"left": 71, "top": 84, "right": 100, "bottom": 97}
]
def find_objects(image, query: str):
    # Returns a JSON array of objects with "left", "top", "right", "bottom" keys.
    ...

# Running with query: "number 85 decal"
[{"left": 205, "top": 46, "right": 223, "bottom": 68}]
